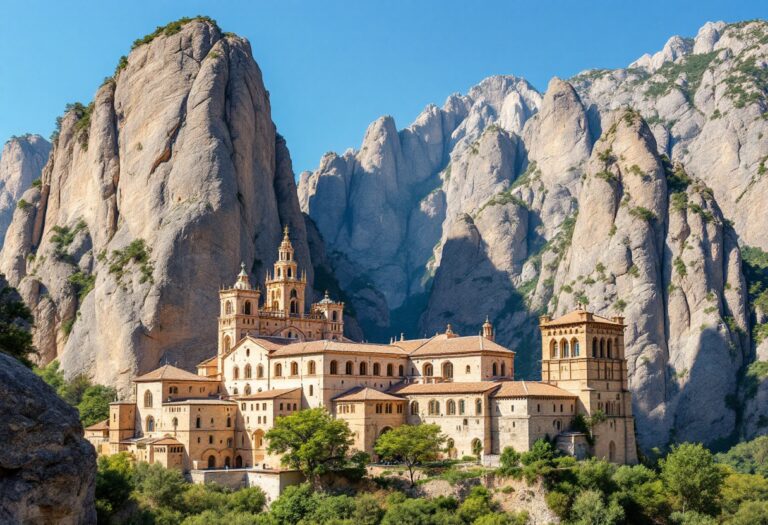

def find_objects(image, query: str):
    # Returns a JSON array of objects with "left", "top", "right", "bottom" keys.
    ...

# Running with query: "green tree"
[
  {"left": 457, "top": 486, "right": 496, "bottom": 523},
  {"left": 612, "top": 464, "right": 669, "bottom": 524},
  {"left": 570, "top": 490, "right": 624, "bottom": 525},
  {"left": 34, "top": 359, "right": 66, "bottom": 392},
  {"left": 716, "top": 435, "right": 768, "bottom": 477},
  {"left": 0, "top": 280, "right": 36, "bottom": 365},
  {"left": 669, "top": 510, "right": 717, "bottom": 525},
  {"left": 381, "top": 498, "right": 462, "bottom": 525},
  {"left": 351, "top": 494, "right": 384, "bottom": 525},
  {"left": 726, "top": 501, "right": 768, "bottom": 525},
  {"left": 661, "top": 443, "right": 724, "bottom": 515},
  {"left": 133, "top": 461, "right": 188, "bottom": 510},
  {"left": 473, "top": 512, "right": 528, "bottom": 525},
  {"left": 268, "top": 483, "right": 317, "bottom": 524},
  {"left": 78, "top": 384, "right": 117, "bottom": 427},
  {"left": 95, "top": 452, "right": 135, "bottom": 522},
  {"left": 226, "top": 486, "right": 267, "bottom": 515},
  {"left": 498, "top": 446, "right": 522, "bottom": 477},
  {"left": 720, "top": 470, "right": 768, "bottom": 515},
  {"left": 265, "top": 408, "right": 355, "bottom": 485},
  {"left": 374, "top": 423, "right": 447, "bottom": 486}
]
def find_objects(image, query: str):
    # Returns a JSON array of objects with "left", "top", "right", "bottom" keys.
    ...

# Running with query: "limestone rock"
[
  {"left": 0, "top": 135, "right": 50, "bottom": 248},
  {"left": 0, "top": 19, "right": 314, "bottom": 391},
  {"left": 0, "top": 352, "right": 96, "bottom": 524}
]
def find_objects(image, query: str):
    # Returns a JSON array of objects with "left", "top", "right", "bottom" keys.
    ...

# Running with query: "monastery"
[{"left": 86, "top": 227, "right": 638, "bottom": 481}]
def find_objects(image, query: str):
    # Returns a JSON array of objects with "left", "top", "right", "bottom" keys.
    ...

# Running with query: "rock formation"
[
  {"left": 0, "top": 135, "right": 50, "bottom": 248},
  {"left": 300, "top": 20, "right": 768, "bottom": 449},
  {"left": 0, "top": 352, "right": 96, "bottom": 524},
  {"left": 0, "top": 18, "right": 316, "bottom": 392}
]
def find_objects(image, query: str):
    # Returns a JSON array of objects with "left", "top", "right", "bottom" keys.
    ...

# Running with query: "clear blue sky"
[{"left": 0, "top": 1, "right": 765, "bottom": 173}]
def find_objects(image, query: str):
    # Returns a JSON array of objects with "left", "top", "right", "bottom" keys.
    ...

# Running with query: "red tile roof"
[
  {"left": 492, "top": 381, "right": 577, "bottom": 398},
  {"left": 271, "top": 340, "right": 409, "bottom": 357},
  {"left": 388, "top": 381, "right": 501, "bottom": 395},
  {"left": 85, "top": 419, "right": 110, "bottom": 431},
  {"left": 237, "top": 388, "right": 302, "bottom": 400},
  {"left": 134, "top": 364, "right": 219, "bottom": 383},
  {"left": 334, "top": 387, "right": 404, "bottom": 402}
]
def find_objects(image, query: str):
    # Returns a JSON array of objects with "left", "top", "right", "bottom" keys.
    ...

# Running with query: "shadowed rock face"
[
  {"left": 0, "top": 19, "right": 315, "bottom": 392},
  {"left": 0, "top": 135, "right": 50, "bottom": 248},
  {"left": 300, "top": 20, "right": 768, "bottom": 449},
  {"left": 0, "top": 352, "right": 96, "bottom": 524}
]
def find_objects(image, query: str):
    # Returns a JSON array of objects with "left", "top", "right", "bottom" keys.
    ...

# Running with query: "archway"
[
  {"left": 224, "top": 456, "right": 231, "bottom": 468},
  {"left": 235, "top": 455, "right": 243, "bottom": 468},
  {"left": 207, "top": 455, "right": 216, "bottom": 469},
  {"left": 442, "top": 361, "right": 454, "bottom": 379},
  {"left": 423, "top": 363, "right": 433, "bottom": 377}
]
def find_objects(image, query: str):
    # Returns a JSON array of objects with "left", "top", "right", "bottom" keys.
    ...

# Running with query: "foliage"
[
  {"left": 498, "top": 446, "right": 522, "bottom": 477},
  {"left": 31, "top": 178, "right": 42, "bottom": 188},
  {"left": 0, "top": 280, "right": 36, "bottom": 365},
  {"left": 570, "top": 489, "right": 625, "bottom": 525},
  {"left": 716, "top": 435, "right": 768, "bottom": 477},
  {"left": 374, "top": 423, "right": 447, "bottom": 486},
  {"left": 34, "top": 360, "right": 115, "bottom": 426},
  {"left": 674, "top": 257, "right": 688, "bottom": 278},
  {"left": 131, "top": 16, "right": 219, "bottom": 49},
  {"left": 78, "top": 384, "right": 117, "bottom": 427},
  {"left": 108, "top": 238, "right": 154, "bottom": 285},
  {"left": 68, "top": 270, "right": 96, "bottom": 303},
  {"left": 741, "top": 246, "right": 768, "bottom": 343},
  {"left": 629, "top": 206, "right": 657, "bottom": 222},
  {"left": 265, "top": 408, "right": 356, "bottom": 485},
  {"left": 660, "top": 443, "right": 724, "bottom": 515},
  {"left": 645, "top": 51, "right": 718, "bottom": 102},
  {"left": 16, "top": 198, "right": 31, "bottom": 210}
]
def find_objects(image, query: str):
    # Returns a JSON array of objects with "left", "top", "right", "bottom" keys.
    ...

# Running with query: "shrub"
[
  {"left": 108, "top": 239, "right": 154, "bottom": 284},
  {"left": 16, "top": 199, "right": 30, "bottom": 210},
  {"left": 67, "top": 270, "right": 96, "bottom": 302},
  {"left": 31, "top": 178, "right": 42, "bottom": 188},
  {"left": 629, "top": 206, "right": 657, "bottom": 222},
  {"left": 131, "top": 16, "right": 220, "bottom": 50},
  {"left": 674, "top": 257, "right": 687, "bottom": 278}
]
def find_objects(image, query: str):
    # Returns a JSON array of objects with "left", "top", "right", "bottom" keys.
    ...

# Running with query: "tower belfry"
[{"left": 265, "top": 226, "right": 307, "bottom": 315}]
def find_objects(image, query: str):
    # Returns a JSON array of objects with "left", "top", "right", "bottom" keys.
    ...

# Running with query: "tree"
[
  {"left": 374, "top": 423, "right": 447, "bottom": 486},
  {"left": 498, "top": 446, "right": 522, "bottom": 477},
  {"left": 0, "top": 280, "right": 35, "bottom": 365},
  {"left": 570, "top": 490, "right": 624, "bottom": 525},
  {"left": 456, "top": 486, "right": 496, "bottom": 523},
  {"left": 265, "top": 408, "right": 355, "bottom": 485},
  {"left": 78, "top": 384, "right": 117, "bottom": 427},
  {"left": 726, "top": 501, "right": 768, "bottom": 525},
  {"left": 660, "top": 443, "right": 724, "bottom": 516},
  {"left": 95, "top": 452, "right": 135, "bottom": 522},
  {"left": 133, "top": 461, "right": 188, "bottom": 510}
]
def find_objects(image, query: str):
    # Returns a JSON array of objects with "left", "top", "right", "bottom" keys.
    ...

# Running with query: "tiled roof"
[
  {"left": 197, "top": 356, "right": 217, "bottom": 367},
  {"left": 85, "top": 419, "right": 109, "bottom": 431},
  {"left": 492, "top": 381, "right": 577, "bottom": 398},
  {"left": 405, "top": 334, "right": 514, "bottom": 357},
  {"left": 271, "top": 340, "right": 409, "bottom": 357},
  {"left": 152, "top": 437, "right": 182, "bottom": 446},
  {"left": 333, "top": 386, "right": 404, "bottom": 402},
  {"left": 134, "top": 364, "right": 218, "bottom": 383},
  {"left": 237, "top": 388, "right": 301, "bottom": 400},
  {"left": 388, "top": 381, "right": 501, "bottom": 395},
  {"left": 163, "top": 398, "right": 237, "bottom": 405},
  {"left": 541, "top": 310, "right": 622, "bottom": 327}
]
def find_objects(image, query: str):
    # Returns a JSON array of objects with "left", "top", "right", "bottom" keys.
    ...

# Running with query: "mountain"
[
  {"left": 0, "top": 17, "right": 317, "bottom": 392},
  {"left": 0, "top": 135, "right": 50, "bottom": 248},
  {"left": 298, "top": 20, "right": 768, "bottom": 450}
]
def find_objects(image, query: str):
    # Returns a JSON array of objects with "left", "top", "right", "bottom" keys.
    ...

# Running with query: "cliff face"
[
  {"left": 0, "top": 19, "right": 314, "bottom": 391},
  {"left": 0, "top": 352, "right": 96, "bottom": 524},
  {"left": 0, "top": 135, "right": 50, "bottom": 248},
  {"left": 299, "top": 20, "right": 768, "bottom": 449}
]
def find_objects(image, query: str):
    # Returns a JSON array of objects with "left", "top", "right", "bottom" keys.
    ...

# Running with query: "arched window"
[
  {"left": 410, "top": 401, "right": 419, "bottom": 415},
  {"left": 398, "top": 365, "right": 404, "bottom": 376},
  {"left": 359, "top": 362, "right": 367, "bottom": 375},
  {"left": 330, "top": 360, "right": 338, "bottom": 374},
  {"left": 146, "top": 416, "right": 155, "bottom": 432},
  {"left": 572, "top": 339, "right": 580, "bottom": 357},
  {"left": 291, "top": 361, "right": 299, "bottom": 376},
  {"left": 144, "top": 390, "right": 153, "bottom": 408},
  {"left": 550, "top": 339, "right": 558, "bottom": 358},
  {"left": 442, "top": 361, "right": 453, "bottom": 379},
  {"left": 561, "top": 339, "right": 570, "bottom": 358},
  {"left": 307, "top": 360, "right": 316, "bottom": 375},
  {"left": 288, "top": 268, "right": 293, "bottom": 278},
  {"left": 233, "top": 366, "right": 240, "bottom": 380},
  {"left": 257, "top": 365, "right": 264, "bottom": 378},
  {"left": 233, "top": 387, "right": 238, "bottom": 395},
  {"left": 208, "top": 455, "right": 216, "bottom": 469},
  {"left": 226, "top": 416, "right": 232, "bottom": 428},
  {"left": 244, "top": 384, "right": 251, "bottom": 395},
  {"left": 500, "top": 362, "right": 506, "bottom": 377},
  {"left": 244, "top": 301, "right": 252, "bottom": 315},
  {"left": 345, "top": 361, "right": 353, "bottom": 375},
  {"left": 475, "top": 398, "right": 483, "bottom": 415},
  {"left": 236, "top": 456, "right": 243, "bottom": 468},
  {"left": 196, "top": 416, "right": 201, "bottom": 428},
  {"left": 386, "top": 364, "right": 393, "bottom": 376},
  {"left": 290, "top": 300, "right": 298, "bottom": 314},
  {"left": 609, "top": 441, "right": 616, "bottom": 462},
  {"left": 332, "top": 311, "right": 338, "bottom": 322},
  {"left": 290, "top": 289, "right": 298, "bottom": 298},
  {"left": 275, "top": 363, "right": 282, "bottom": 377},
  {"left": 466, "top": 365, "right": 471, "bottom": 374},
  {"left": 172, "top": 417, "right": 178, "bottom": 429},
  {"left": 253, "top": 430, "right": 264, "bottom": 448},
  {"left": 373, "top": 362, "right": 381, "bottom": 376},
  {"left": 492, "top": 362, "right": 498, "bottom": 376},
  {"left": 459, "top": 399, "right": 466, "bottom": 415},
  {"left": 600, "top": 338, "right": 605, "bottom": 358},
  {"left": 592, "top": 338, "right": 598, "bottom": 357},
  {"left": 244, "top": 364, "right": 252, "bottom": 379},
  {"left": 225, "top": 301, "right": 233, "bottom": 315},
  {"left": 428, "top": 400, "right": 440, "bottom": 415},
  {"left": 423, "top": 363, "right": 433, "bottom": 377},
  {"left": 607, "top": 339, "right": 613, "bottom": 359},
  {"left": 223, "top": 335, "right": 231, "bottom": 353},
  {"left": 555, "top": 420, "right": 561, "bottom": 431},
  {"left": 169, "top": 386, "right": 178, "bottom": 394},
  {"left": 446, "top": 399, "right": 456, "bottom": 415},
  {"left": 614, "top": 337, "right": 620, "bottom": 358}
]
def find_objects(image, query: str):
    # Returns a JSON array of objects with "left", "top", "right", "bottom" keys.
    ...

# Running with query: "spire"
[
  {"left": 482, "top": 316, "right": 494, "bottom": 341},
  {"left": 234, "top": 261, "right": 251, "bottom": 290}
]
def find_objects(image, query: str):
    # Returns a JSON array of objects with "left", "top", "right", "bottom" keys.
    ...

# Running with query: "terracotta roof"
[
  {"left": 388, "top": 381, "right": 501, "bottom": 395},
  {"left": 197, "top": 356, "right": 217, "bottom": 367},
  {"left": 164, "top": 398, "right": 236, "bottom": 405},
  {"left": 271, "top": 340, "right": 409, "bottom": 357},
  {"left": 389, "top": 338, "right": 431, "bottom": 352},
  {"left": 541, "top": 309, "right": 622, "bottom": 327},
  {"left": 134, "top": 364, "right": 219, "bottom": 383},
  {"left": 85, "top": 419, "right": 110, "bottom": 431},
  {"left": 237, "top": 387, "right": 301, "bottom": 400},
  {"left": 152, "top": 437, "right": 182, "bottom": 446},
  {"left": 405, "top": 334, "right": 514, "bottom": 357},
  {"left": 492, "top": 381, "right": 577, "bottom": 398},
  {"left": 333, "top": 386, "right": 404, "bottom": 402}
]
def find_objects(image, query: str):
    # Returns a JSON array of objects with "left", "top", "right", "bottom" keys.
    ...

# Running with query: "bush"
[
  {"left": 108, "top": 238, "right": 154, "bottom": 284},
  {"left": 131, "top": 16, "right": 220, "bottom": 50}
]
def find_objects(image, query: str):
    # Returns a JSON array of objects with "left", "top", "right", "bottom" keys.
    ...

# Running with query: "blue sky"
[{"left": 0, "top": 1, "right": 765, "bottom": 173}]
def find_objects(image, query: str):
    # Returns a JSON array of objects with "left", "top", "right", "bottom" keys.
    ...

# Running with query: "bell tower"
[
  {"left": 265, "top": 226, "right": 307, "bottom": 315},
  {"left": 218, "top": 263, "right": 261, "bottom": 367},
  {"left": 312, "top": 291, "right": 344, "bottom": 340}
]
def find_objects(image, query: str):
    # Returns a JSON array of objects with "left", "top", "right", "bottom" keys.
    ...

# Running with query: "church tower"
[
  {"left": 265, "top": 227, "right": 307, "bottom": 315},
  {"left": 218, "top": 262, "right": 261, "bottom": 365},
  {"left": 539, "top": 307, "right": 637, "bottom": 464}
]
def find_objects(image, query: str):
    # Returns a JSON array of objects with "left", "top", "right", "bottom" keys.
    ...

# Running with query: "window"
[
  {"left": 423, "top": 363, "right": 433, "bottom": 377},
  {"left": 169, "top": 386, "right": 178, "bottom": 394},
  {"left": 607, "top": 339, "right": 613, "bottom": 359},
  {"left": 459, "top": 399, "right": 466, "bottom": 415},
  {"left": 196, "top": 416, "right": 201, "bottom": 428},
  {"left": 146, "top": 416, "right": 155, "bottom": 432},
  {"left": 226, "top": 416, "right": 232, "bottom": 428},
  {"left": 225, "top": 301, "right": 233, "bottom": 315},
  {"left": 373, "top": 362, "right": 380, "bottom": 376},
  {"left": 466, "top": 365, "right": 471, "bottom": 374},
  {"left": 376, "top": 403, "right": 382, "bottom": 414},
  {"left": 398, "top": 365, "right": 404, "bottom": 377},
  {"left": 600, "top": 338, "right": 605, "bottom": 358},
  {"left": 244, "top": 384, "right": 252, "bottom": 395},
  {"left": 386, "top": 363, "right": 393, "bottom": 376},
  {"left": 592, "top": 338, "right": 598, "bottom": 358},
  {"left": 143, "top": 390, "right": 153, "bottom": 407},
  {"left": 447, "top": 399, "right": 456, "bottom": 415},
  {"left": 500, "top": 362, "right": 506, "bottom": 377},
  {"left": 244, "top": 301, "right": 252, "bottom": 315},
  {"left": 345, "top": 361, "right": 353, "bottom": 375},
  {"left": 291, "top": 361, "right": 299, "bottom": 376},
  {"left": 385, "top": 403, "right": 393, "bottom": 414},
  {"left": 359, "top": 362, "right": 367, "bottom": 375},
  {"left": 309, "top": 385, "right": 314, "bottom": 396},
  {"left": 244, "top": 364, "right": 252, "bottom": 379},
  {"left": 410, "top": 401, "right": 419, "bottom": 415},
  {"left": 257, "top": 364, "right": 264, "bottom": 378},
  {"left": 233, "top": 387, "right": 239, "bottom": 395},
  {"left": 428, "top": 400, "right": 440, "bottom": 415},
  {"left": 561, "top": 339, "right": 569, "bottom": 358},
  {"left": 475, "top": 398, "right": 483, "bottom": 415},
  {"left": 330, "top": 360, "right": 338, "bottom": 374},
  {"left": 572, "top": 339, "right": 580, "bottom": 357},
  {"left": 442, "top": 362, "right": 453, "bottom": 378},
  {"left": 209, "top": 435, "right": 213, "bottom": 444},
  {"left": 492, "top": 362, "right": 498, "bottom": 376},
  {"left": 233, "top": 366, "right": 240, "bottom": 380},
  {"left": 332, "top": 311, "right": 338, "bottom": 322},
  {"left": 275, "top": 363, "right": 283, "bottom": 377},
  {"left": 550, "top": 340, "right": 558, "bottom": 358},
  {"left": 307, "top": 360, "right": 316, "bottom": 375}
]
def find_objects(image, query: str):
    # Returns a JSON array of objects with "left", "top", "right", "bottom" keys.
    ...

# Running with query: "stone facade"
[{"left": 86, "top": 236, "right": 638, "bottom": 487}]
